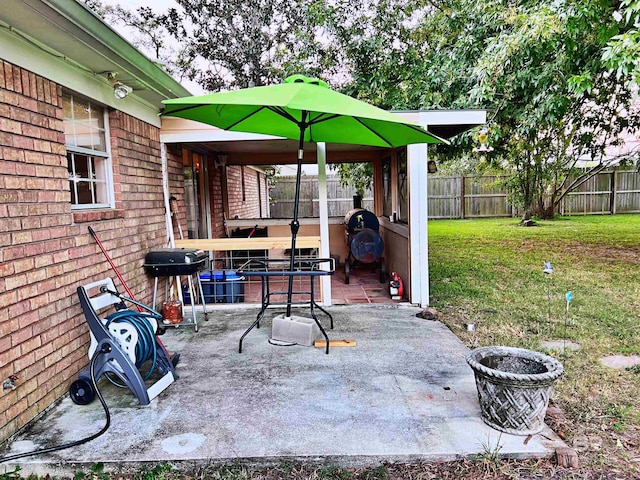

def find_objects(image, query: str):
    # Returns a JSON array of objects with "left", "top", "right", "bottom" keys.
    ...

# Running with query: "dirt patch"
[
  {"left": 563, "top": 243, "right": 639, "bottom": 264},
  {"left": 506, "top": 239, "right": 640, "bottom": 264}
]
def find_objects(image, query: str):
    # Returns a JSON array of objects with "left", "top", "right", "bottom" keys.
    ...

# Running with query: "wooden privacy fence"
[
  {"left": 269, "top": 170, "right": 640, "bottom": 219},
  {"left": 270, "top": 175, "right": 373, "bottom": 218},
  {"left": 428, "top": 170, "right": 640, "bottom": 219}
]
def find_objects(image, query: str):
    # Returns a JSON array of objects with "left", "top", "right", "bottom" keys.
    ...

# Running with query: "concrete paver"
[{"left": 0, "top": 305, "right": 566, "bottom": 476}]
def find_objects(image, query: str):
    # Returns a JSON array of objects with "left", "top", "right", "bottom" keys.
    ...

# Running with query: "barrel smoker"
[{"left": 343, "top": 208, "right": 386, "bottom": 284}]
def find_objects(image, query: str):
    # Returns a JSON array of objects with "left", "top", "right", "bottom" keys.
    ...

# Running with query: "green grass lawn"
[{"left": 429, "top": 214, "right": 640, "bottom": 471}]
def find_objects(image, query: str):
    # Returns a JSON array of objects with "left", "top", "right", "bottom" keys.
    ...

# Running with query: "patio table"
[{"left": 236, "top": 258, "right": 335, "bottom": 354}]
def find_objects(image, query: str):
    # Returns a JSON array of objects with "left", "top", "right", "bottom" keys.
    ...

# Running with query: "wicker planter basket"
[{"left": 466, "top": 346, "right": 564, "bottom": 435}]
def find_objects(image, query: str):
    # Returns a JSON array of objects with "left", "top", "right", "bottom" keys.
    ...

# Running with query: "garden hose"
[
  {"left": 0, "top": 344, "right": 112, "bottom": 464},
  {"left": 103, "top": 308, "right": 161, "bottom": 387},
  {"left": 0, "top": 294, "right": 163, "bottom": 463}
]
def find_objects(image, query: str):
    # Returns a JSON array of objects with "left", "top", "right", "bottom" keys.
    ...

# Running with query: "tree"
[
  {"left": 84, "top": 0, "right": 336, "bottom": 92},
  {"left": 326, "top": 0, "right": 640, "bottom": 220},
  {"left": 456, "top": 0, "right": 640, "bottom": 220},
  {"left": 83, "top": 0, "right": 196, "bottom": 82},
  {"left": 331, "top": 162, "right": 373, "bottom": 198},
  {"left": 603, "top": 0, "right": 640, "bottom": 87},
  {"left": 174, "top": 0, "right": 330, "bottom": 90}
]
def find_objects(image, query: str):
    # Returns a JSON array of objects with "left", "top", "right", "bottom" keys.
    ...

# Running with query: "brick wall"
[
  {"left": 0, "top": 61, "right": 177, "bottom": 443},
  {"left": 227, "top": 165, "right": 265, "bottom": 219},
  {"left": 209, "top": 161, "right": 226, "bottom": 239}
]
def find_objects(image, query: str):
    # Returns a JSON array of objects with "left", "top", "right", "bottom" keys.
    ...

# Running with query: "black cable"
[{"left": 0, "top": 345, "right": 112, "bottom": 464}]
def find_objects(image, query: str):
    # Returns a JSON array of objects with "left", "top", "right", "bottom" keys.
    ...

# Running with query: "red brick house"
[{"left": 0, "top": 0, "right": 270, "bottom": 443}]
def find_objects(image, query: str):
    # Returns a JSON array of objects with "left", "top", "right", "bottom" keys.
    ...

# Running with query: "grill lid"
[{"left": 144, "top": 248, "right": 208, "bottom": 276}]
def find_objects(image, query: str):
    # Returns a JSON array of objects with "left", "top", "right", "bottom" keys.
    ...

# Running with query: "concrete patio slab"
[{"left": 0, "top": 305, "right": 566, "bottom": 476}]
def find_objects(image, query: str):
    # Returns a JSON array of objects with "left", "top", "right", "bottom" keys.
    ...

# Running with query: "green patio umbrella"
[{"left": 161, "top": 74, "right": 447, "bottom": 317}]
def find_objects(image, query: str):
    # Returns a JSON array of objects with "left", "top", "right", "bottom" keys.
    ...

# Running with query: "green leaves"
[{"left": 410, "top": 0, "right": 638, "bottom": 218}]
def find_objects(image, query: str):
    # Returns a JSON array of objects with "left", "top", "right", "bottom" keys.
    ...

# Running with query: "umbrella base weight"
[{"left": 272, "top": 314, "right": 321, "bottom": 346}]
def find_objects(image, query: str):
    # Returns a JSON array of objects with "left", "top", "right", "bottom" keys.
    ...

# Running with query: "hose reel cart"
[
  {"left": 69, "top": 278, "right": 177, "bottom": 406},
  {"left": 343, "top": 208, "right": 386, "bottom": 284}
]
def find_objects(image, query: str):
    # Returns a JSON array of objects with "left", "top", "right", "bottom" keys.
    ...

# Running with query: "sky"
[{"left": 105, "top": 0, "right": 206, "bottom": 94}]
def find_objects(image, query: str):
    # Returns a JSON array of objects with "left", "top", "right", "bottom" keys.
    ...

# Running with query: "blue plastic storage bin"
[
  {"left": 223, "top": 270, "right": 245, "bottom": 303},
  {"left": 197, "top": 270, "right": 244, "bottom": 303},
  {"left": 200, "top": 270, "right": 226, "bottom": 303}
]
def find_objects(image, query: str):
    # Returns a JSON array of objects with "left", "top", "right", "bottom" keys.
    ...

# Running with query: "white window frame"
[{"left": 64, "top": 93, "right": 114, "bottom": 210}]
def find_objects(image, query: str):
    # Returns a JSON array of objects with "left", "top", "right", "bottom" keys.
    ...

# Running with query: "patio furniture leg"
[
  {"left": 239, "top": 306, "right": 267, "bottom": 353},
  {"left": 309, "top": 280, "right": 330, "bottom": 354},
  {"left": 309, "top": 277, "right": 333, "bottom": 328},
  {"left": 196, "top": 275, "right": 208, "bottom": 321},
  {"left": 310, "top": 309, "right": 330, "bottom": 354},
  {"left": 313, "top": 302, "right": 333, "bottom": 330}
]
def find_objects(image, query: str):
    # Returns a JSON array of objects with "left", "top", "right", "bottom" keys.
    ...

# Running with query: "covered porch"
[{"left": 159, "top": 110, "right": 487, "bottom": 309}]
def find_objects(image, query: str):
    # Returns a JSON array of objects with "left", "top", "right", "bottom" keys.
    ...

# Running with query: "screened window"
[{"left": 64, "top": 92, "right": 112, "bottom": 208}]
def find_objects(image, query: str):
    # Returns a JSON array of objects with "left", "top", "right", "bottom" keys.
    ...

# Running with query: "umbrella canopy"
[
  {"left": 161, "top": 75, "right": 447, "bottom": 317},
  {"left": 162, "top": 74, "right": 447, "bottom": 148}
]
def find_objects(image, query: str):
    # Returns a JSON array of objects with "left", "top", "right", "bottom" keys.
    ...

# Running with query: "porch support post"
[
  {"left": 407, "top": 142, "right": 430, "bottom": 307},
  {"left": 317, "top": 142, "right": 332, "bottom": 306}
]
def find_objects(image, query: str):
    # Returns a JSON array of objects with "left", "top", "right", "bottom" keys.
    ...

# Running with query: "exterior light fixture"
[
  {"left": 473, "top": 128, "right": 494, "bottom": 153},
  {"left": 106, "top": 72, "right": 132, "bottom": 99},
  {"left": 427, "top": 160, "right": 438, "bottom": 173}
]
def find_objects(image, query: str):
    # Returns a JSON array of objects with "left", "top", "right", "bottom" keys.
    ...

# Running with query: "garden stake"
[
  {"left": 543, "top": 262, "right": 554, "bottom": 334},
  {"left": 564, "top": 291, "right": 573, "bottom": 359}
]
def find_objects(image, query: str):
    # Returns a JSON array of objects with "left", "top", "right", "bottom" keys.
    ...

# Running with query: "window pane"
[
  {"left": 95, "top": 179, "right": 108, "bottom": 204},
  {"left": 92, "top": 107, "right": 105, "bottom": 130},
  {"left": 74, "top": 154, "right": 90, "bottom": 179},
  {"left": 69, "top": 178, "right": 77, "bottom": 204},
  {"left": 62, "top": 94, "right": 73, "bottom": 121},
  {"left": 73, "top": 99, "right": 90, "bottom": 123},
  {"left": 92, "top": 126, "right": 106, "bottom": 151},
  {"left": 94, "top": 158, "right": 108, "bottom": 204},
  {"left": 64, "top": 94, "right": 106, "bottom": 152},
  {"left": 76, "top": 181, "right": 93, "bottom": 205},
  {"left": 74, "top": 123, "right": 94, "bottom": 151}
]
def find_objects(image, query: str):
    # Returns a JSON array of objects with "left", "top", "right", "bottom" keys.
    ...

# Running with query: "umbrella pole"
[{"left": 286, "top": 120, "right": 306, "bottom": 318}]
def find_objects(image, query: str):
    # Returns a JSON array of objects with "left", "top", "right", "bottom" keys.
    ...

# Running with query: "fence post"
[
  {"left": 610, "top": 168, "right": 617, "bottom": 215},
  {"left": 460, "top": 176, "right": 466, "bottom": 219}
]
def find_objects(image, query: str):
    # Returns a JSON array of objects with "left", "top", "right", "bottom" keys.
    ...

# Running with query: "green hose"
[{"left": 105, "top": 309, "right": 160, "bottom": 384}]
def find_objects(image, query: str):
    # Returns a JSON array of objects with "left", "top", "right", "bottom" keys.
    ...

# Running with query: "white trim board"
[{"left": 0, "top": 27, "right": 162, "bottom": 127}]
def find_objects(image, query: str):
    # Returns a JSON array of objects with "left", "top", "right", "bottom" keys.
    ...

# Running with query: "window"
[
  {"left": 64, "top": 92, "right": 113, "bottom": 209},
  {"left": 397, "top": 149, "right": 408, "bottom": 223}
]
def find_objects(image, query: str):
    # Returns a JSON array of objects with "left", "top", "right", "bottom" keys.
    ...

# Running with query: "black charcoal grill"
[
  {"left": 143, "top": 248, "right": 208, "bottom": 276},
  {"left": 144, "top": 248, "right": 209, "bottom": 331},
  {"left": 343, "top": 208, "right": 385, "bottom": 284}
]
